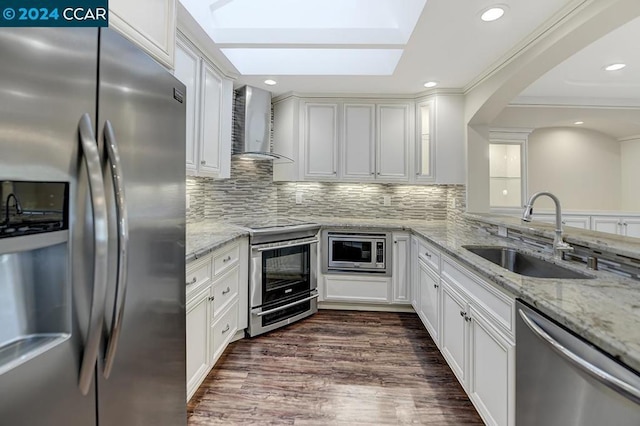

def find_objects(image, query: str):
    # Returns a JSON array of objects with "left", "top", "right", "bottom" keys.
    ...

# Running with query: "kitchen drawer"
[
  {"left": 212, "top": 266, "right": 239, "bottom": 321},
  {"left": 213, "top": 242, "right": 240, "bottom": 277},
  {"left": 417, "top": 238, "right": 441, "bottom": 272},
  {"left": 210, "top": 300, "right": 238, "bottom": 364},
  {"left": 186, "top": 255, "right": 212, "bottom": 290},
  {"left": 441, "top": 256, "right": 515, "bottom": 336}
]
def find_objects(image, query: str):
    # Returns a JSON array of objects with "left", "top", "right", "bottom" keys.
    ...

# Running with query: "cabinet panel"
[
  {"left": 377, "top": 104, "right": 409, "bottom": 180},
  {"left": 109, "top": 0, "right": 176, "bottom": 69},
  {"left": 174, "top": 41, "right": 199, "bottom": 173},
  {"left": 392, "top": 233, "right": 410, "bottom": 304},
  {"left": 415, "top": 99, "right": 435, "bottom": 181},
  {"left": 186, "top": 286, "right": 210, "bottom": 400},
  {"left": 418, "top": 260, "right": 439, "bottom": 344},
  {"left": 469, "top": 306, "right": 514, "bottom": 426},
  {"left": 410, "top": 237, "right": 420, "bottom": 311},
  {"left": 198, "top": 62, "right": 223, "bottom": 177},
  {"left": 592, "top": 217, "right": 621, "bottom": 235},
  {"left": 440, "top": 282, "right": 467, "bottom": 385},
  {"left": 623, "top": 217, "right": 640, "bottom": 238},
  {"left": 324, "top": 275, "right": 390, "bottom": 303},
  {"left": 343, "top": 104, "right": 375, "bottom": 179},
  {"left": 305, "top": 103, "right": 338, "bottom": 178}
]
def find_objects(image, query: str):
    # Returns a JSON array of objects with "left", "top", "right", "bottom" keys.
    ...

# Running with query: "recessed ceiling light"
[
  {"left": 264, "top": 79, "right": 277, "bottom": 86},
  {"left": 604, "top": 63, "right": 626, "bottom": 71},
  {"left": 574, "top": 121, "right": 584, "bottom": 125},
  {"left": 481, "top": 7, "right": 505, "bottom": 22},
  {"left": 423, "top": 81, "right": 438, "bottom": 88}
]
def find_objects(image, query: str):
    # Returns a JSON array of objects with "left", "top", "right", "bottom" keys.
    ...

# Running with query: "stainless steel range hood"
[{"left": 233, "top": 85, "right": 291, "bottom": 161}]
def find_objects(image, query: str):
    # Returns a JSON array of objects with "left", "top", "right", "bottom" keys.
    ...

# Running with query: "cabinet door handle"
[
  {"left": 425, "top": 252, "right": 431, "bottom": 258},
  {"left": 623, "top": 222, "right": 628, "bottom": 227},
  {"left": 222, "top": 286, "right": 231, "bottom": 295},
  {"left": 222, "top": 324, "right": 230, "bottom": 334},
  {"left": 208, "top": 296, "right": 215, "bottom": 302},
  {"left": 200, "top": 160, "right": 206, "bottom": 165},
  {"left": 370, "top": 172, "right": 375, "bottom": 175},
  {"left": 460, "top": 310, "right": 465, "bottom": 317},
  {"left": 433, "top": 284, "right": 438, "bottom": 289},
  {"left": 187, "top": 276, "right": 197, "bottom": 285},
  {"left": 465, "top": 315, "right": 471, "bottom": 322}
]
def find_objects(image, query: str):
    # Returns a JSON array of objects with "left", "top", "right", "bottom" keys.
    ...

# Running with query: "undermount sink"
[{"left": 463, "top": 246, "right": 593, "bottom": 279}]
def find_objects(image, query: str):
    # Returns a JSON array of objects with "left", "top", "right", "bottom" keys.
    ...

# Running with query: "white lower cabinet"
[
  {"left": 324, "top": 274, "right": 390, "bottom": 303},
  {"left": 592, "top": 215, "right": 640, "bottom": 238},
  {"left": 392, "top": 232, "right": 411, "bottom": 304},
  {"left": 440, "top": 256, "right": 515, "bottom": 426},
  {"left": 418, "top": 260, "right": 440, "bottom": 345},
  {"left": 185, "top": 237, "right": 248, "bottom": 401}
]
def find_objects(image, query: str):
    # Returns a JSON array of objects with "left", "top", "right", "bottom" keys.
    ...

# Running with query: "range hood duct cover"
[{"left": 232, "top": 85, "right": 291, "bottom": 161}]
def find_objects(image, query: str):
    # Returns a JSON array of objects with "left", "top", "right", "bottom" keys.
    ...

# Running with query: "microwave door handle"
[
  {"left": 102, "top": 121, "right": 130, "bottom": 379},
  {"left": 77, "top": 113, "right": 109, "bottom": 396}
]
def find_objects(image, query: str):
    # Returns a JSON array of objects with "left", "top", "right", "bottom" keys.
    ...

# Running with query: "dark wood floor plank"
[{"left": 188, "top": 310, "right": 483, "bottom": 425}]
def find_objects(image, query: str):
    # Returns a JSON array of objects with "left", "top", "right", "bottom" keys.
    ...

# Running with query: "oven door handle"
[
  {"left": 253, "top": 293, "right": 319, "bottom": 317},
  {"left": 253, "top": 238, "right": 319, "bottom": 252}
]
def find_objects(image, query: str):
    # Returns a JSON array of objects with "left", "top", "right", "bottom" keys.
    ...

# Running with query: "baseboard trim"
[{"left": 319, "top": 301, "right": 416, "bottom": 313}]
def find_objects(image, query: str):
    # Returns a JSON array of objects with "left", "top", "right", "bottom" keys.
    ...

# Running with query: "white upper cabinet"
[
  {"left": 109, "top": 0, "right": 176, "bottom": 69},
  {"left": 174, "top": 34, "right": 233, "bottom": 179},
  {"left": 415, "top": 99, "right": 435, "bottom": 181},
  {"left": 174, "top": 42, "right": 199, "bottom": 173},
  {"left": 342, "top": 104, "right": 375, "bottom": 180},
  {"left": 377, "top": 104, "right": 410, "bottom": 181},
  {"left": 304, "top": 103, "right": 339, "bottom": 179}
]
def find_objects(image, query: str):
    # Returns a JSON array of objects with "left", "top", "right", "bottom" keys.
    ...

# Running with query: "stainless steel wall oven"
[
  {"left": 248, "top": 224, "right": 320, "bottom": 337},
  {"left": 322, "top": 230, "right": 391, "bottom": 276}
]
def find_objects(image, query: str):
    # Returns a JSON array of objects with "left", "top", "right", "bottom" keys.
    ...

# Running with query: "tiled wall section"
[
  {"left": 187, "top": 159, "right": 466, "bottom": 222},
  {"left": 276, "top": 182, "right": 465, "bottom": 220},
  {"left": 187, "top": 158, "right": 277, "bottom": 223}
]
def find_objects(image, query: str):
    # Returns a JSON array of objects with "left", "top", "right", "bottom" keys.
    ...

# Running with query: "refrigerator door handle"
[
  {"left": 102, "top": 120, "right": 130, "bottom": 379},
  {"left": 77, "top": 113, "right": 109, "bottom": 395},
  {"left": 518, "top": 308, "right": 640, "bottom": 404}
]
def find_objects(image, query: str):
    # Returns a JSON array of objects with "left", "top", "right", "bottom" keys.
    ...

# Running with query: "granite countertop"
[
  {"left": 185, "top": 220, "right": 249, "bottom": 262},
  {"left": 186, "top": 215, "right": 640, "bottom": 372}
]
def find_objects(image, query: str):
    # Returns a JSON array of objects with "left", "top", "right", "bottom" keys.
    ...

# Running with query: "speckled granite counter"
[
  {"left": 185, "top": 220, "right": 249, "bottom": 262},
  {"left": 186, "top": 215, "right": 640, "bottom": 372}
]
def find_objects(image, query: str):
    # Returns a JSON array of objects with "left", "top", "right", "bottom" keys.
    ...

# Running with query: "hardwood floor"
[{"left": 188, "top": 310, "right": 483, "bottom": 425}]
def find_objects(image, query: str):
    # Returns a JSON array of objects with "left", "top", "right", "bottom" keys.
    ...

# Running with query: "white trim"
[{"left": 318, "top": 301, "right": 415, "bottom": 313}]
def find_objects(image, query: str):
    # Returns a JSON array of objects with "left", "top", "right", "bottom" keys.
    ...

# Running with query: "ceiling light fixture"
[
  {"left": 264, "top": 79, "right": 277, "bottom": 85},
  {"left": 481, "top": 6, "right": 505, "bottom": 22},
  {"left": 574, "top": 121, "right": 584, "bottom": 125},
  {"left": 423, "top": 81, "right": 438, "bottom": 88},
  {"left": 604, "top": 63, "right": 626, "bottom": 71}
]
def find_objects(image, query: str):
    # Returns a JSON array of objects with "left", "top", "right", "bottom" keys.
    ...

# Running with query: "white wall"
[
  {"left": 527, "top": 127, "right": 621, "bottom": 211},
  {"left": 621, "top": 138, "right": 640, "bottom": 211}
]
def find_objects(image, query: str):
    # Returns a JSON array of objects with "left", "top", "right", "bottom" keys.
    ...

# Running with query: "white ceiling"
[{"left": 179, "top": 0, "right": 575, "bottom": 96}]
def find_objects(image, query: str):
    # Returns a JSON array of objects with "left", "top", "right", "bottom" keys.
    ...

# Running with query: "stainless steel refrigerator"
[{"left": 0, "top": 28, "right": 187, "bottom": 425}]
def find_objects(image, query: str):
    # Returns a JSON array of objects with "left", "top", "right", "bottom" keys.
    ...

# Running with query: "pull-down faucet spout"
[{"left": 522, "top": 191, "right": 573, "bottom": 259}]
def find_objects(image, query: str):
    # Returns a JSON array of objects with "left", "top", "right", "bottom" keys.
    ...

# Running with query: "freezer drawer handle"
[
  {"left": 77, "top": 113, "right": 109, "bottom": 395},
  {"left": 103, "top": 120, "right": 130, "bottom": 379},
  {"left": 518, "top": 308, "right": 640, "bottom": 404},
  {"left": 252, "top": 293, "right": 319, "bottom": 317}
]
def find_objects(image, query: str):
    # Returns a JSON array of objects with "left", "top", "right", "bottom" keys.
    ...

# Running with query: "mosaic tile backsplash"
[{"left": 187, "top": 159, "right": 465, "bottom": 223}]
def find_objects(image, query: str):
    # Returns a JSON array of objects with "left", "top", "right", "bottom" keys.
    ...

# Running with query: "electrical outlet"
[
  {"left": 383, "top": 195, "right": 391, "bottom": 206},
  {"left": 295, "top": 191, "right": 303, "bottom": 204},
  {"left": 186, "top": 193, "right": 190, "bottom": 209}
]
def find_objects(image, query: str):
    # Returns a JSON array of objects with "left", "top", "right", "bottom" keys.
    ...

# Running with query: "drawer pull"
[
  {"left": 222, "top": 286, "right": 231, "bottom": 295},
  {"left": 222, "top": 255, "right": 232, "bottom": 263},
  {"left": 208, "top": 296, "right": 214, "bottom": 302},
  {"left": 222, "top": 324, "right": 230, "bottom": 334},
  {"left": 424, "top": 252, "right": 432, "bottom": 258},
  {"left": 187, "top": 277, "right": 197, "bottom": 285},
  {"left": 433, "top": 284, "right": 438, "bottom": 289},
  {"left": 460, "top": 310, "right": 465, "bottom": 317}
]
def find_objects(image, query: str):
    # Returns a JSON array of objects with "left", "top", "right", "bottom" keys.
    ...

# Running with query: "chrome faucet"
[
  {"left": 3, "top": 192, "right": 23, "bottom": 226},
  {"left": 522, "top": 191, "right": 573, "bottom": 258}
]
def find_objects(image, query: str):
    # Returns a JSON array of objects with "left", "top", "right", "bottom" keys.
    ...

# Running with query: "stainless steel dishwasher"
[{"left": 516, "top": 300, "right": 640, "bottom": 426}]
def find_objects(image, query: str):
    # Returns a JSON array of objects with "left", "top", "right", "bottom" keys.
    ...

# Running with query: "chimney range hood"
[{"left": 233, "top": 85, "right": 291, "bottom": 161}]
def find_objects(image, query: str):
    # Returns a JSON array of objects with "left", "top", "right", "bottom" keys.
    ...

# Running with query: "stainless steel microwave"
[{"left": 323, "top": 230, "right": 391, "bottom": 275}]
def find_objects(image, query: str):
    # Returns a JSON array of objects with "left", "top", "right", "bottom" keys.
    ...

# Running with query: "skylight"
[
  {"left": 220, "top": 48, "right": 404, "bottom": 75},
  {"left": 179, "top": 0, "right": 428, "bottom": 76}
]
